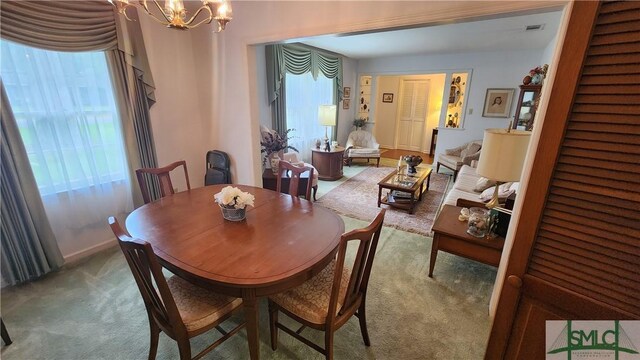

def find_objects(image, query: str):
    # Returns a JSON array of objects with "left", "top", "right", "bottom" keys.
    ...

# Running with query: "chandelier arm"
[
  {"left": 147, "top": 0, "right": 173, "bottom": 24},
  {"left": 122, "top": 5, "right": 136, "bottom": 22},
  {"left": 184, "top": 6, "right": 213, "bottom": 26}
]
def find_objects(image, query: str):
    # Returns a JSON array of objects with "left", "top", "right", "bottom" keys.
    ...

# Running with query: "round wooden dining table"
[{"left": 125, "top": 185, "right": 344, "bottom": 360}]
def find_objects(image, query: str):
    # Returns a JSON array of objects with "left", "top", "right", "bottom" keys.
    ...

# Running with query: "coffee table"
[
  {"left": 377, "top": 167, "right": 432, "bottom": 214},
  {"left": 429, "top": 205, "right": 505, "bottom": 277}
]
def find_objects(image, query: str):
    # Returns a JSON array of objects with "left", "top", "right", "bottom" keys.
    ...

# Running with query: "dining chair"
[
  {"left": 136, "top": 160, "right": 191, "bottom": 204},
  {"left": 108, "top": 217, "right": 244, "bottom": 360},
  {"left": 268, "top": 209, "right": 386, "bottom": 360},
  {"left": 275, "top": 160, "right": 314, "bottom": 200},
  {"left": 1, "top": 318, "right": 12, "bottom": 346}
]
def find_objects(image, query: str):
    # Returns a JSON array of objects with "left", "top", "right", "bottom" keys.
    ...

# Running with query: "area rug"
[{"left": 318, "top": 166, "right": 450, "bottom": 236}]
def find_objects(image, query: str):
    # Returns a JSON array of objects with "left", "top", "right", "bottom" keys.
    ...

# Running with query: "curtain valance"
[
  {"left": 0, "top": 0, "right": 155, "bottom": 102},
  {"left": 0, "top": 1, "right": 118, "bottom": 52},
  {"left": 267, "top": 44, "right": 344, "bottom": 103}
]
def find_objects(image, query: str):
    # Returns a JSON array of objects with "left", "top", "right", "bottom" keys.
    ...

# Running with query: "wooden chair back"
[
  {"left": 108, "top": 217, "right": 186, "bottom": 338},
  {"left": 328, "top": 209, "right": 386, "bottom": 326},
  {"left": 136, "top": 160, "right": 191, "bottom": 204},
  {"left": 275, "top": 160, "right": 314, "bottom": 200}
]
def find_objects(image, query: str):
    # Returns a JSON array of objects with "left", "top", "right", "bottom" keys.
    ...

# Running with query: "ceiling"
[{"left": 298, "top": 11, "right": 563, "bottom": 59}]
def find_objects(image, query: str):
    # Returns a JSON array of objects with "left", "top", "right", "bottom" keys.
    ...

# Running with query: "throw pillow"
[
  {"left": 479, "top": 182, "right": 515, "bottom": 202},
  {"left": 460, "top": 142, "right": 481, "bottom": 159},
  {"left": 474, "top": 177, "right": 497, "bottom": 192}
]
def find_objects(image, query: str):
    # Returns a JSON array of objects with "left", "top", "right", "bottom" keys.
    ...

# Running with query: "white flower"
[{"left": 214, "top": 186, "right": 255, "bottom": 209}]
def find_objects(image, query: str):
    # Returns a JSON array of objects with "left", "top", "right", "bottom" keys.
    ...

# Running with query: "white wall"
[
  {"left": 373, "top": 76, "right": 401, "bottom": 147},
  {"left": 137, "top": 12, "right": 212, "bottom": 189},
  {"left": 337, "top": 57, "right": 358, "bottom": 147},
  {"left": 359, "top": 49, "right": 543, "bottom": 160}
]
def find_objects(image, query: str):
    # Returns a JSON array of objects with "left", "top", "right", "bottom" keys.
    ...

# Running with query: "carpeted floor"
[
  {"left": 317, "top": 167, "right": 449, "bottom": 237},
  {"left": 0, "top": 216, "right": 496, "bottom": 360}
]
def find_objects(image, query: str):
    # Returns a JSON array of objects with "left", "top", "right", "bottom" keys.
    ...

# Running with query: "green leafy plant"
[
  {"left": 260, "top": 129, "right": 298, "bottom": 164},
  {"left": 353, "top": 118, "right": 366, "bottom": 129}
]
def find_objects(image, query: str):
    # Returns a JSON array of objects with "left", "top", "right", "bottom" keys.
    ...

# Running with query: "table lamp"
[
  {"left": 476, "top": 128, "right": 532, "bottom": 208},
  {"left": 318, "top": 105, "right": 337, "bottom": 151}
]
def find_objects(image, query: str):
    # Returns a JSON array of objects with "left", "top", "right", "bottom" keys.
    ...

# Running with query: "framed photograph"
[
  {"left": 343, "top": 87, "right": 351, "bottom": 98},
  {"left": 482, "top": 88, "right": 515, "bottom": 118},
  {"left": 382, "top": 93, "right": 394, "bottom": 103},
  {"left": 343, "top": 98, "right": 350, "bottom": 109}
]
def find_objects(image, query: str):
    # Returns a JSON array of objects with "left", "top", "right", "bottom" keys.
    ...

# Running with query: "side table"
[
  {"left": 262, "top": 169, "right": 317, "bottom": 201},
  {"left": 429, "top": 205, "right": 505, "bottom": 277},
  {"left": 311, "top": 146, "right": 344, "bottom": 181}
]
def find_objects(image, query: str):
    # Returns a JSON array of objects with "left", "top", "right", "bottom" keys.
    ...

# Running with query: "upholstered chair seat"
[
  {"left": 345, "top": 130, "right": 381, "bottom": 167},
  {"left": 269, "top": 259, "right": 350, "bottom": 325},
  {"left": 166, "top": 276, "right": 243, "bottom": 332}
]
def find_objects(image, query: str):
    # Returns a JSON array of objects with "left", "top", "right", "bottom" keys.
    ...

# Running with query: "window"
[
  {"left": 1, "top": 40, "right": 133, "bottom": 255},
  {"left": 285, "top": 72, "right": 335, "bottom": 162},
  {"left": 1, "top": 40, "right": 129, "bottom": 195}
]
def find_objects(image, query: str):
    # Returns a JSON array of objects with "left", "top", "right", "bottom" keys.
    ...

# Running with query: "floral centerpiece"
[{"left": 214, "top": 186, "right": 255, "bottom": 221}]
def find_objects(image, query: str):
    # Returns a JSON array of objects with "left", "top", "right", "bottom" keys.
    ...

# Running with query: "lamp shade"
[
  {"left": 476, "top": 129, "right": 531, "bottom": 182},
  {"left": 318, "top": 105, "right": 337, "bottom": 126}
]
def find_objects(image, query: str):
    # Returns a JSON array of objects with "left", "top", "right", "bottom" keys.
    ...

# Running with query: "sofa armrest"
[
  {"left": 345, "top": 138, "right": 355, "bottom": 149},
  {"left": 456, "top": 198, "right": 488, "bottom": 208},
  {"left": 445, "top": 144, "right": 464, "bottom": 156}
]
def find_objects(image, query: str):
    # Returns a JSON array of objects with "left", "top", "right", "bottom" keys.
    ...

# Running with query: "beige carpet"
[
  {"left": 317, "top": 166, "right": 449, "bottom": 236},
  {"left": 0, "top": 216, "right": 495, "bottom": 360}
]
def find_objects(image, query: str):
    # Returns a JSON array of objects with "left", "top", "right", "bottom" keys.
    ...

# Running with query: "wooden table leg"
[
  {"left": 377, "top": 186, "right": 382, "bottom": 207},
  {"left": 418, "top": 181, "right": 425, "bottom": 201},
  {"left": 427, "top": 172, "right": 432, "bottom": 191},
  {"left": 243, "top": 289, "right": 260, "bottom": 360},
  {"left": 429, "top": 234, "right": 440, "bottom": 277}
]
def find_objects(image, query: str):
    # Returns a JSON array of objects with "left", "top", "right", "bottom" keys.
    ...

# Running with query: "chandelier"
[{"left": 109, "top": 0, "right": 232, "bottom": 32}]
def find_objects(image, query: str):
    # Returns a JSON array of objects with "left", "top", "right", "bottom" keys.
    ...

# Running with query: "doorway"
[
  {"left": 396, "top": 78, "right": 429, "bottom": 151},
  {"left": 373, "top": 73, "right": 445, "bottom": 153}
]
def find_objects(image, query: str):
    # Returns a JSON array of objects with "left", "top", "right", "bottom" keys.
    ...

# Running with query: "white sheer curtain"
[
  {"left": 285, "top": 72, "right": 335, "bottom": 162},
  {"left": 1, "top": 40, "right": 133, "bottom": 257}
]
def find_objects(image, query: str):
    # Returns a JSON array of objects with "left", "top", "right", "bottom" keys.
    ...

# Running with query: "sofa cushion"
[
  {"left": 439, "top": 154, "right": 463, "bottom": 168},
  {"left": 349, "top": 148, "right": 381, "bottom": 157},
  {"left": 474, "top": 177, "right": 497, "bottom": 192}
]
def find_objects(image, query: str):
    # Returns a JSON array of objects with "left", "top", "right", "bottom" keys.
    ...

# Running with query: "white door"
[{"left": 396, "top": 79, "right": 429, "bottom": 151}]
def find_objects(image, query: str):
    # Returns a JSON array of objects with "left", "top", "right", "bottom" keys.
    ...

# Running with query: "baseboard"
[{"left": 63, "top": 237, "right": 118, "bottom": 264}]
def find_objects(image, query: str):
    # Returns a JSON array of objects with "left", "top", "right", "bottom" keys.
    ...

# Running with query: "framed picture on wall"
[
  {"left": 343, "top": 99, "right": 350, "bottom": 109},
  {"left": 482, "top": 88, "right": 515, "bottom": 118},
  {"left": 343, "top": 87, "right": 351, "bottom": 98},
  {"left": 382, "top": 93, "right": 394, "bottom": 103}
]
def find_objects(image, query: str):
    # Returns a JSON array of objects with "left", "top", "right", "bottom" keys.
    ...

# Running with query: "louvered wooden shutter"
[{"left": 528, "top": 0, "right": 640, "bottom": 317}]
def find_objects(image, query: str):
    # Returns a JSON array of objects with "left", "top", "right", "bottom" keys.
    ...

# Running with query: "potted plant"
[
  {"left": 353, "top": 118, "right": 366, "bottom": 130},
  {"left": 260, "top": 129, "right": 299, "bottom": 172}
]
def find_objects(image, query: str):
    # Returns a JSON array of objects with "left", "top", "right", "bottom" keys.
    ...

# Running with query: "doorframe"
[{"left": 484, "top": 2, "right": 599, "bottom": 358}]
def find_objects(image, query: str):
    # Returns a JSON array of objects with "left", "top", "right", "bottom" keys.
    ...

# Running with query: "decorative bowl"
[{"left": 403, "top": 155, "right": 423, "bottom": 174}]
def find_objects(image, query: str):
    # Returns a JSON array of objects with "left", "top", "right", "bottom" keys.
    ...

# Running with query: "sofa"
[{"left": 442, "top": 165, "right": 518, "bottom": 207}]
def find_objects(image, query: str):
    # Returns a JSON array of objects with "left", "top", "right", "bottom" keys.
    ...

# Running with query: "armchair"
[
  {"left": 436, "top": 140, "right": 482, "bottom": 181},
  {"left": 344, "top": 130, "right": 381, "bottom": 167}
]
